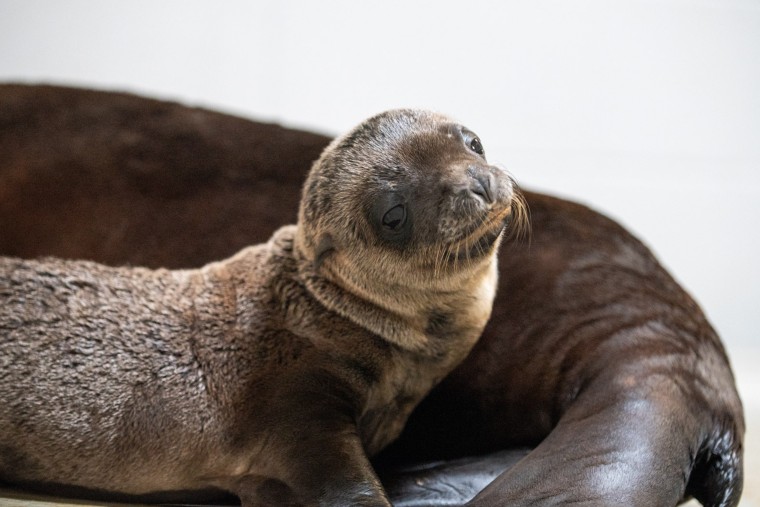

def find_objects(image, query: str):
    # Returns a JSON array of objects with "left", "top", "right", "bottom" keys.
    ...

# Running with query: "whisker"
[
  {"left": 505, "top": 188, "right": 531, "bottom": 244},
  {"left": 435, "top": 243, "right": 445, "bottom": 278},
  {"left": 432, "top": 186, "right": 531, "bottom": 274}
]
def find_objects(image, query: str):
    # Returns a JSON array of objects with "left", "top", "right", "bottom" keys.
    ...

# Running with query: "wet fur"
[{"left": 0, "top": 85, "right": 744, "bottom": 506}]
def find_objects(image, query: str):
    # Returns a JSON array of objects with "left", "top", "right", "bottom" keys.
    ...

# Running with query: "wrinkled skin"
[{"left": 0, "top": 85, "right": 744, "bottom": 506}]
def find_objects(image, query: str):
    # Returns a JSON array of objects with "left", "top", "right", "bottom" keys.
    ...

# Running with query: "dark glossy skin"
[{"left": 0, "top": 85, "right": 744, "bottom": 506}]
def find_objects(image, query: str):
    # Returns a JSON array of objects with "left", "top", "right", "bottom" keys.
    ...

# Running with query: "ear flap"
[{"left": 314, "top": 233, "right": 336, "bottom": 271}]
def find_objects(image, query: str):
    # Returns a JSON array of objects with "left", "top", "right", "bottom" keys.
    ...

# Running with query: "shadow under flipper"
[{"left": 378, "top": 449, "right": 530, "bottom": 507}]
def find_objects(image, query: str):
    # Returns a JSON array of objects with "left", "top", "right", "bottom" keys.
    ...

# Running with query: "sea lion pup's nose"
[{"left": 468, "top": 166, "right": 496, "bottom": 204}]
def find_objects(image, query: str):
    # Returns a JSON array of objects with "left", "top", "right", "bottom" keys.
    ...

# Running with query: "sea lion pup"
[{"left": 0, "top": 109, "right": 523, "bottom": 506}]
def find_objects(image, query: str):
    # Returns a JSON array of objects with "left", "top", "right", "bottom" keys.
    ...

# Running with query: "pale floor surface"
[{"left": 1, "top": 347, "right": 757, "bottom": 507}]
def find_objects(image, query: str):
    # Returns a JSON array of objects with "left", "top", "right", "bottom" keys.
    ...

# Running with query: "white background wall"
[{"left": 1, "top": 3, "right": 759, "bottom": 500}]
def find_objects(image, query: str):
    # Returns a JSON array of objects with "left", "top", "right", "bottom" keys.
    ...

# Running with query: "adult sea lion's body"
[
  {"left": 0, "top": 85, "right": 744, "bottom": 506},
  {"left": 0, "top": 108, "right": 521, "bottom": 505}
]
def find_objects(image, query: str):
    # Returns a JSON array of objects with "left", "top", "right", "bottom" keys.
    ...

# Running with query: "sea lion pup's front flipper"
[
  {"left": 231, "top": 433, "right": 389, "bottom": 507},
  {"left": 222, "top": 358, "right": 391, "bottom": 507},
  {"left": 217, "top": 447, "right": 388, "bottom": 507},
  {"left": 234, "top": 476, "right": 302, "bottom": 506},
  {"left": 281, "top": 431, "right": 390, "bottom": 507}
]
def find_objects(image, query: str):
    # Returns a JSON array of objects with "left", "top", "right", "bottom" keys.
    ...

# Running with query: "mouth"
[
  {"left": 449, "top": 204, "right": 513, "bottom": 263},
  {"left": 453, "top": 220, "right": 506, "bottom": 262},
  {"left": 432, "top": 190, "right": 528, "bottom": 269}
]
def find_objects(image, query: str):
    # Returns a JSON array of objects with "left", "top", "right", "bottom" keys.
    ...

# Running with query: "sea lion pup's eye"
[
  {"left": 371, "top": 192, "right": 411, "bottom": 246},
  {"left": 382, "top": 204, "right": 407, "bottom": 231},
  {"left": 469, "top": 137, "right": 484, "bottom": 156},
  {"left": 461, "top": 128, "right": 485, "bottom": 157}
]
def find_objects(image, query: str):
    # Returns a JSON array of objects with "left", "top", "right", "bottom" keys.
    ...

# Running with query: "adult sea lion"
[
  {"left": 0, "top": 108, "right": 523, "bottom": 506},
  {"left": 0, "top": 85, "right": 744, "bottom": 506}
]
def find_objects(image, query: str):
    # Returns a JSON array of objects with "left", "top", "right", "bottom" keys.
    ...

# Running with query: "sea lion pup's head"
[{"left": 295, "top": 109, "right": 525, "bottom": 351}]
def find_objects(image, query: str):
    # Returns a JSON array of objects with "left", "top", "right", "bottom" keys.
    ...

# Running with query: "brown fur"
[
  {"left": 0, "top": 106, "right": 521, "bottom": 506},
  {"left": 0, "top": 85, "right": 744, "bottom": 507}
]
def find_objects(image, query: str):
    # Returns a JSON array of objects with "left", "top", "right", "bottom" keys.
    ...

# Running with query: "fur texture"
[{"left": 0, "top": 104, "right": 520, "bottom": 506}]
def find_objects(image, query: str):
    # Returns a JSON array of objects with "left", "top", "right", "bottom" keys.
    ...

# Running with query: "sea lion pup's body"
[{"left": 0, "top": 109, "right": 522, "bottom": 506}]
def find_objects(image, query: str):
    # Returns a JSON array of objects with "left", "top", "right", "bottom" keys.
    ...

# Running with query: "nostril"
[{"left": 470, "top": 172, "right": 495, "bottom": 204}]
